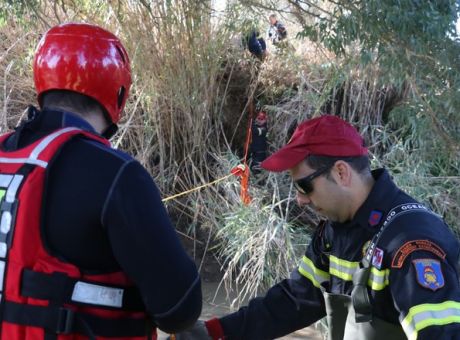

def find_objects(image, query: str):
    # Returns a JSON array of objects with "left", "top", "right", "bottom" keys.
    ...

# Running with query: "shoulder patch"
[
  {"left": 413, "top": 259, "right": 444, "bottom": 291},
  {"left": 368, "top": 210, "right": 383, "bottom": 226},
  {"left": 372, "top": 247, "right": 384, "bottom": 269},
  {"left": 391, "top": 240, "right": 446, "bottom": 268}
]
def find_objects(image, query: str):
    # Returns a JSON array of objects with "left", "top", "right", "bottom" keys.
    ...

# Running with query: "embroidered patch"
[
  {"left": 413, "top": 259, "right": 444, "bottom": 291},
  {"left": 362, "top": 240, "right": 371, "bottom": 257},
  {"left": 368, "top": 210, "right": 383, "bottom": 227},
  {"left": 391, "top": 240, "right": 446, "bottom": 268},
  {"left": 372, "top": 247, "right": 384, "bottom": 269}
]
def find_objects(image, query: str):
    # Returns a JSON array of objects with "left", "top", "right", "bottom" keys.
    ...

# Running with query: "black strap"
[
  {"left": 351, "top": 267, "right": 373, "bottom": 322},
  {"left": 362, "top": 203, "right": 436, "bottom": 268},
  {"left": 21, "top": 269, "right": 145, "bottom": 311},
  {"left": 2, "top": 300, "right": 149, "bottom": 338}
]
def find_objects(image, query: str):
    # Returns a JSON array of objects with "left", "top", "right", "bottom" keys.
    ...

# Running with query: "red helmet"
[{"left": 33, "top": 23, "right": 131, "bottom": 124}]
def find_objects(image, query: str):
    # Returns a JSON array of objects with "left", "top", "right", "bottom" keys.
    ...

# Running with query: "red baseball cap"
[{"left": 261, "top": 115, "right": 368, "bottom": 172}]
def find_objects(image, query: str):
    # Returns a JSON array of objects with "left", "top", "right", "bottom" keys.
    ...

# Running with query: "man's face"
[
  {"left": 290, "top": 160, "right": 348, "bottom": 222},
  {"left": 269, "top": 16, "right": 277, "bottom": 25},
  {"left": 255, "top": 117, "right": 266, "bottom": 126}
]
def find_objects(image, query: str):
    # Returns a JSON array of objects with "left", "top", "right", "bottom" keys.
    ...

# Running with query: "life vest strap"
[
  {"left": 2, "top": 300, "right": 150, "bottom": 338},
  {"left": 21, "top": 269, "right": 145, "bottom": 311}
]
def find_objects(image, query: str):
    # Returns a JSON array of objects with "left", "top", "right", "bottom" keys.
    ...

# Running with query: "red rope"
[{"left": 239, "top": 99, "right": 256, "bottom": 205}]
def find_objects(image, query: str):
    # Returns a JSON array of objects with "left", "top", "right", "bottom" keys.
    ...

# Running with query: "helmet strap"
[{"left": 102, "top": 123, "right": 118, "bottom": 139}]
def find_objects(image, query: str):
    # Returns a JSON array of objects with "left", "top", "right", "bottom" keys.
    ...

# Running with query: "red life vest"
[{"left": 0, "top": 127, "right": 155, "bottom": 340}]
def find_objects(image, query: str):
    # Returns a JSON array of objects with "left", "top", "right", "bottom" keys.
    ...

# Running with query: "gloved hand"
[{"left": 167, "top": 320, "right": 211, "bottom": 340}]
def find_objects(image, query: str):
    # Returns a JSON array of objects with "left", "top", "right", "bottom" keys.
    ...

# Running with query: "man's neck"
[
  {"left": 349, "top": 174, "right": 376, "bottom": 220},
  {"left": 43, "top": 105, "right": 108, "bottom": 135}
]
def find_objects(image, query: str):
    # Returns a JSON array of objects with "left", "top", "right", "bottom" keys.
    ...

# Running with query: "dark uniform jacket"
[
  {"left": 2, "top": 107, "right": 202, "bottom": 333},
  {"left": 249, "top": 120, "right": 268, "bottom": 171},
  {"left": 244, "top": 30, "right": 266, "bottom": 58},
  {"left": 219, "top": 169, "right": 460, "bottom": 339}
]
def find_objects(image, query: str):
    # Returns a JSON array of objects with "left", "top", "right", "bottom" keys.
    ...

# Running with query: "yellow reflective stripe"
[
  {"left": 329, "top": 255, "right": 359, "bottom": 269},
  {"left": 401, "top": 301, "right": 460, "bottom": 340},
  {"left": 298, "top": 256, "right": 330, "bottom": 288},
  {"left": 329, "top": 255, "right": 359, "bottom": 281},
  {"left": 368, "top": 267, "right": 390, "bottom": 290},
  {"left": 328, "top": 255, "right": 390, "bottom": 290},
  {"left": 329, "top": 267, "right": 352, "bottom": 281}
]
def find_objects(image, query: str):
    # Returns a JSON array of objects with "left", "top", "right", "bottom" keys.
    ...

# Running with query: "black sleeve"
[
  {"left": 390, "top": 248, "right": 460, "bottom": 339},
  {"left": 102, "top": 160, "right": 202, "bottom": 333},
  {"left": 387, "top": 220, "right": 460, "bottom": 339},
  {"left": 259, "top": 38, "right": 266, "bottom": 51},
  {"left": 219, "top": 227, "right": 328, "bottom": 340}
]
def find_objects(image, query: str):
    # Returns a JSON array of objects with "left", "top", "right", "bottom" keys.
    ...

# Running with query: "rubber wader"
[{"left": 323, "top": 290, "right": 407, "bottom": 340}]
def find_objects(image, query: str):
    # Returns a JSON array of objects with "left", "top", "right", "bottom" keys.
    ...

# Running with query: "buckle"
[{"left": 56, "top": 307, "right": 75, "bottom": 334}]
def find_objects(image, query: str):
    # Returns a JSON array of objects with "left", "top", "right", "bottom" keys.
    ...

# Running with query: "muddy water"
[{"left": 158, "top": 282, "right": 325, "bottom": 339}]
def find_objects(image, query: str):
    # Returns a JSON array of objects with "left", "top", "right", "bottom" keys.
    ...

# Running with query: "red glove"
[{"left": 205, "top": 318, "right": 225, "bottom": 340}]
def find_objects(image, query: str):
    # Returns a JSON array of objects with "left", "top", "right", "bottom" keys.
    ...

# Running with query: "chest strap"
[
  {"left": 351, "top": 203, "right": 440, "bottom": 323},
  {"left": 21, "top": 269, "right": 146, "bottom": 311},
  {"left": 1, "top": 301, "right": 150, "bottom": 338}
]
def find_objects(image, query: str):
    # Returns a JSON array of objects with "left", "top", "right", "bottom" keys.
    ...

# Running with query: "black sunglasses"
[{"left": 293, "top": 166, "right": 332, "bottom": 195}]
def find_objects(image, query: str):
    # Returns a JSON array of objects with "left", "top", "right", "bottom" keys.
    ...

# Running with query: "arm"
[
  {"left": 258, "top": 37, "right": 266, "bottom": 52},
  {"left": 389, "top": 233, "right": 460, "bottom": 339},
  {"left": 102, "top": 160, "right": 202, "bottom": 333},
  {"left": 217, "top": 270, "right": 326, "bottom": 339},
  {"left": 210, "top": 226, "right": 330, "bottom": 340}
]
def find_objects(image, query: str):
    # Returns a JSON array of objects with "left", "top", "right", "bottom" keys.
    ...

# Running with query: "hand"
[{"left": 167, "top": 320, "right": 211, "bottom": 340}]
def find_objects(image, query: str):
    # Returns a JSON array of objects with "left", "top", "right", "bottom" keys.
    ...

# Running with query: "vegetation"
[{"left": 0, "top": 0, "right": 458, "bottom": 314}]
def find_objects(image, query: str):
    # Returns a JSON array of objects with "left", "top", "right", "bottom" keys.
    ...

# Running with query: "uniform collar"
[
  {"left": 39, "top": 107, "right": 97, "bottom": 133},
  {"left": 3, "top": 106, "right": 100, "bottom": 151},
  {"left": 332, "top": 169, "right": 400, "bottom": 230}
]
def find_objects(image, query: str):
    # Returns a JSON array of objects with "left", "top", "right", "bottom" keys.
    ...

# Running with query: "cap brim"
[{"left": 261, "top": 145, "right": 310, "bottom": 172}]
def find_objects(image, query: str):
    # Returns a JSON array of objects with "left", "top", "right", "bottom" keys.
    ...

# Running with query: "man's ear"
[{"left": 332, "top": 160, "right": 352, "bottom": 187}]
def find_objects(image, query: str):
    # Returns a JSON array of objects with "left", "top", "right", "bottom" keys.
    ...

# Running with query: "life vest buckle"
[{"left": 56, "top": 307, "right": 75, "bottom": 334}]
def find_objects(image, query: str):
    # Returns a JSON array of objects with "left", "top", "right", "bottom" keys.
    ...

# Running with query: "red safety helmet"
[{"left": 33, "top": 23, "right": 131, "bottom": 124}]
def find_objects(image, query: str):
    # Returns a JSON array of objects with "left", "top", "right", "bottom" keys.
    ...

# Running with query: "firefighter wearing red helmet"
[
  {"left": 0, "top": 23, "right": 201, "bottom": 339},
  {"left": 34, "top": 22, "right": 132, "bottom": 134}
]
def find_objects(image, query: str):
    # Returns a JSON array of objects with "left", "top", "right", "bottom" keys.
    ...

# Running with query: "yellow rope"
[{"left": 162, "top": 173, "right": 234, "bottom": 203}]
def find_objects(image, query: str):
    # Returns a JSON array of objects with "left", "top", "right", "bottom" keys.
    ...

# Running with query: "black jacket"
[{"left": 219, "top": 169, "right": 460, "bottom": 339}]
